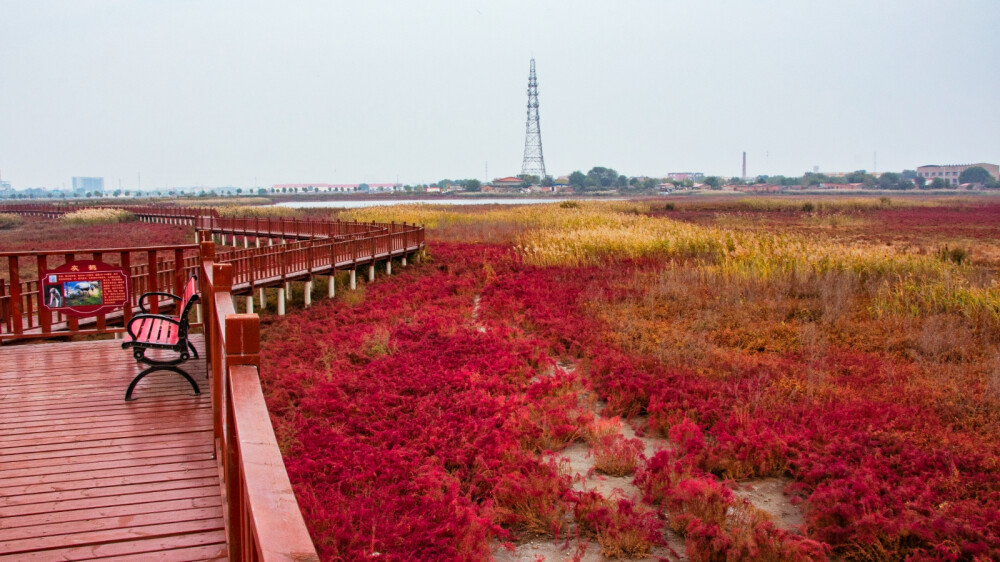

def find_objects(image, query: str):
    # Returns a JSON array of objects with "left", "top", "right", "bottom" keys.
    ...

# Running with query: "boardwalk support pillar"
[
  {"left": 350, "top": 269, "right": 357, "bottom": 290},
  {"left": 277, "top": 287, "right": 286, "bottom": 315},
  {"left": 327, "top": 275, "right": 335, "bottom": 298},
  {"left": 304, "top": 280, "right": 313, "bottom": 308},
  {"left": 386, "top": 260, "right": 392, "bottom": 276},
  {"left": 402, "top": 255, "right": 407, "bottom": 267},
  {"left": 285, "top": 281, "right": 292, "bottom": 301},
  {"left": 246, "top": 295, "right": 254, "bottom": 314},
  {"left": 259, "top": 288, "right": 266, "bottom": 310},
  {"left": 368, "top": 264, "right": 375, "bottom": 283}
]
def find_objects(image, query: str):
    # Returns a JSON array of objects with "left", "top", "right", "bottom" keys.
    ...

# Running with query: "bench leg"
[
  {"left": 125, "top": 365, "right": 201, "bottom": 401},
  {"left": 187, "top": 340, "right": 199, "bottom": 360}
]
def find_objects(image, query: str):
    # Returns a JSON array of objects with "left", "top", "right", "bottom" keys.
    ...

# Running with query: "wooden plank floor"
[{"left": 0, "top": 334, "right": 226, "bottom": 561}]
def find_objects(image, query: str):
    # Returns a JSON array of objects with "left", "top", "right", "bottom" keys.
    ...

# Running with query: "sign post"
[{"left": 41, "top": 260, "right": 130, "bottom": 318}]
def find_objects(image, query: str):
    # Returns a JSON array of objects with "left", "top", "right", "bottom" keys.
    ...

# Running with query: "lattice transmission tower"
[{"left": 520, "top": 58, "right": 546, "bottom": 178}]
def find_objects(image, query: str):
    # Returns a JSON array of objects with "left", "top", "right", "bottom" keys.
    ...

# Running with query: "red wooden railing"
[
  {"left": 201, "top": 243, "right": 318, "bottom": 561},
  {"left": 0, "top": 244, "right": 200, "bottom": 340},
  {"left": 0, "top": 205, "right": 424, "bottom": 341},
  {"left": 0, "top": 203, "right": 209, "bottom": 223}
]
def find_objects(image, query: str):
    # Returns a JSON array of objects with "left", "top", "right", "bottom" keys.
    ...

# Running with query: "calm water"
[{"left": 275, "top": 197, "right": 623, "bottom": 209}]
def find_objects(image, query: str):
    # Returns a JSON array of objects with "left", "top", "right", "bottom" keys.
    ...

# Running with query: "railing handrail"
[
  {"left": 201, "top": 245, "right": 319, "bottom": 561},
  {"left": 0, "top": 243, "right": 200, "bottom": 259},
  {"left": 1, "top": 205, "right": 424, "bottom": 342}
]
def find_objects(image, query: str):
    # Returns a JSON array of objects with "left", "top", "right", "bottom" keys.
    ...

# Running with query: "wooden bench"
[{"left": 121, "top": 275, "right": 201, "bottom": 401}]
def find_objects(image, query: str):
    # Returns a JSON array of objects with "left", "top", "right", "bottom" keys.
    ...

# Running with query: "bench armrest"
[
  {"left": 126, "top": 313, "right": 182, "bottom": 341},
  {"left": 137, "top": 291, "right": 181, "bottom": 314}
]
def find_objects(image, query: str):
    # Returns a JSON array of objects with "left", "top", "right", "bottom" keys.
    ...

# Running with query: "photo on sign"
[
  {"left": 63, "top": 281, "right": 103, "bottom": 306},
  {"left": 44, "top": 283, "right": 64, "bottom": 307}
]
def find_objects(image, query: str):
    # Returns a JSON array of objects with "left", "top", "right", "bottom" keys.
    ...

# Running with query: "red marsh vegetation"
[{"left": 254, "top": 196, "right": 1000, "bottom": 561}]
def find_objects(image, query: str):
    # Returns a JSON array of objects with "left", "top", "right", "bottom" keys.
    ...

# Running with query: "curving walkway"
[{"left": 1, "top": 204, "right": 424, "bottom": 340}]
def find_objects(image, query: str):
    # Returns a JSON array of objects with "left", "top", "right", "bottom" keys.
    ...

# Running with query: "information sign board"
[{"left": 40, "top": 260, "right": 131, "bottom": 318}]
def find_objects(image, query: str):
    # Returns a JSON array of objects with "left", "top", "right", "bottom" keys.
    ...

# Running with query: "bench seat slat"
[
  {"left": 126, "top": 318, "right": 180, "bottom": 346},
  {"left": 148, "top": 320, "right": 163, "bottom": 344},
  {"left": 158, "top": 322, "right": 178, "bottom": 345},
  {"left": 139, "top": 318, "right": 156, "bottom": 342},
  {"left": 153, "top": 319, "right": 178, "bottom": 345}
]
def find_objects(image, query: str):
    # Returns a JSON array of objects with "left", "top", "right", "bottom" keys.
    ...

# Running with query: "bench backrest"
[{"left": 177, "top": 275, "right": 200, "bottom": 337}]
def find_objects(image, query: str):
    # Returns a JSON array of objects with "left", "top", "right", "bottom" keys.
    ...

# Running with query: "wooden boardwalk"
[
  {"left": 0, "top": 204, "right": 420, "bottom": 558},
  {"left": 0, "top": 335, "right": 226, "bottom": 561}
]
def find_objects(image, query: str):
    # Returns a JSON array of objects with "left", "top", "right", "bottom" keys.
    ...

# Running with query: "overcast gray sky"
[{"left": 1, "top": 1, "right": 998, "bottom": 189}]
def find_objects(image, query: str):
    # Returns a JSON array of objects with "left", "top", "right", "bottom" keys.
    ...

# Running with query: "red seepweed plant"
[
  {"left": 260, "top": 232, "right": 1000, "bottom": 560},
  {"left": 573, "top": 490, "right": 661, "bottom": 558}
]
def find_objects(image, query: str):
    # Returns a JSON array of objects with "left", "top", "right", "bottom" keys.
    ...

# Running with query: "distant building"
[
  {"left": 72, "top": 177, "right": 104, "bottom": 193},
  {"left": 368, "top": 183, "right": 404, "bottom": 192},
  {"left": 271, "top": 183, "right": 402, "bottom": 193},
  {"left": 733, "top": 184, "right": 782, "bottom": 193},
  {"left": 916, "top": 163, "right": 999, "bottom": 186},
  {"left": 72, "top": 177, "right": 104, "bottom": 194},
  {"left": 483, "top": 177, "right": 523, "bottom": 193},
  {"left": 425, "top": 186, "right": 442, "bottom": 193},
  {"left": 668, "top": 172, "right": 704, "bottom": 182},
  {"left": 274, "top": 183, "right": 353, "bottom": 192}
]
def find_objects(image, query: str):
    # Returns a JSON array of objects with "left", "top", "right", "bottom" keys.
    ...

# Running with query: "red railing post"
[
  {"left": 146, "top": 250, "right": 159, "bottom": 314},
  {"left": 211, "top": 261, "right": 233, "bottom": 442},
  {"left": 0, "top": 280, "right": 9, "bottom": 333},
  {"left": 8, "top": 256, "right": 21, "bottom": 335},
  {"left": 37, "top": 255, "right": 52, "bottom": 334},
  {"left": 172, "top": 249, "right": 184, "bottom": 300},
  {"left": 121, "top": 251, "right": 133, "bottom": 329},
  {"left": 200, "top": 241, "right": 216, "bottom": 362}
]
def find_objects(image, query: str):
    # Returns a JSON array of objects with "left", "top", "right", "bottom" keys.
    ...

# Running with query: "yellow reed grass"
[
  {"left": 346, "top": 200, "right": 1000, "bottom": 323},
  {"left": 0, "top": 213, "right": 24, "bottom": 230},
  {"left": 870, "top": 275, "right": 1000, "bottom": 326},
  {"left": 341, "top": 204, "right": 480, "bottom": 229},
  {"left": 61, "top": 208, "right": 136, "bottom": 224},
  {"left": 341, "top": 200, "right": 652, "bottom": 230},
  {"left": 216, "top": 205, "right": 302, "bottom": 218}
]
